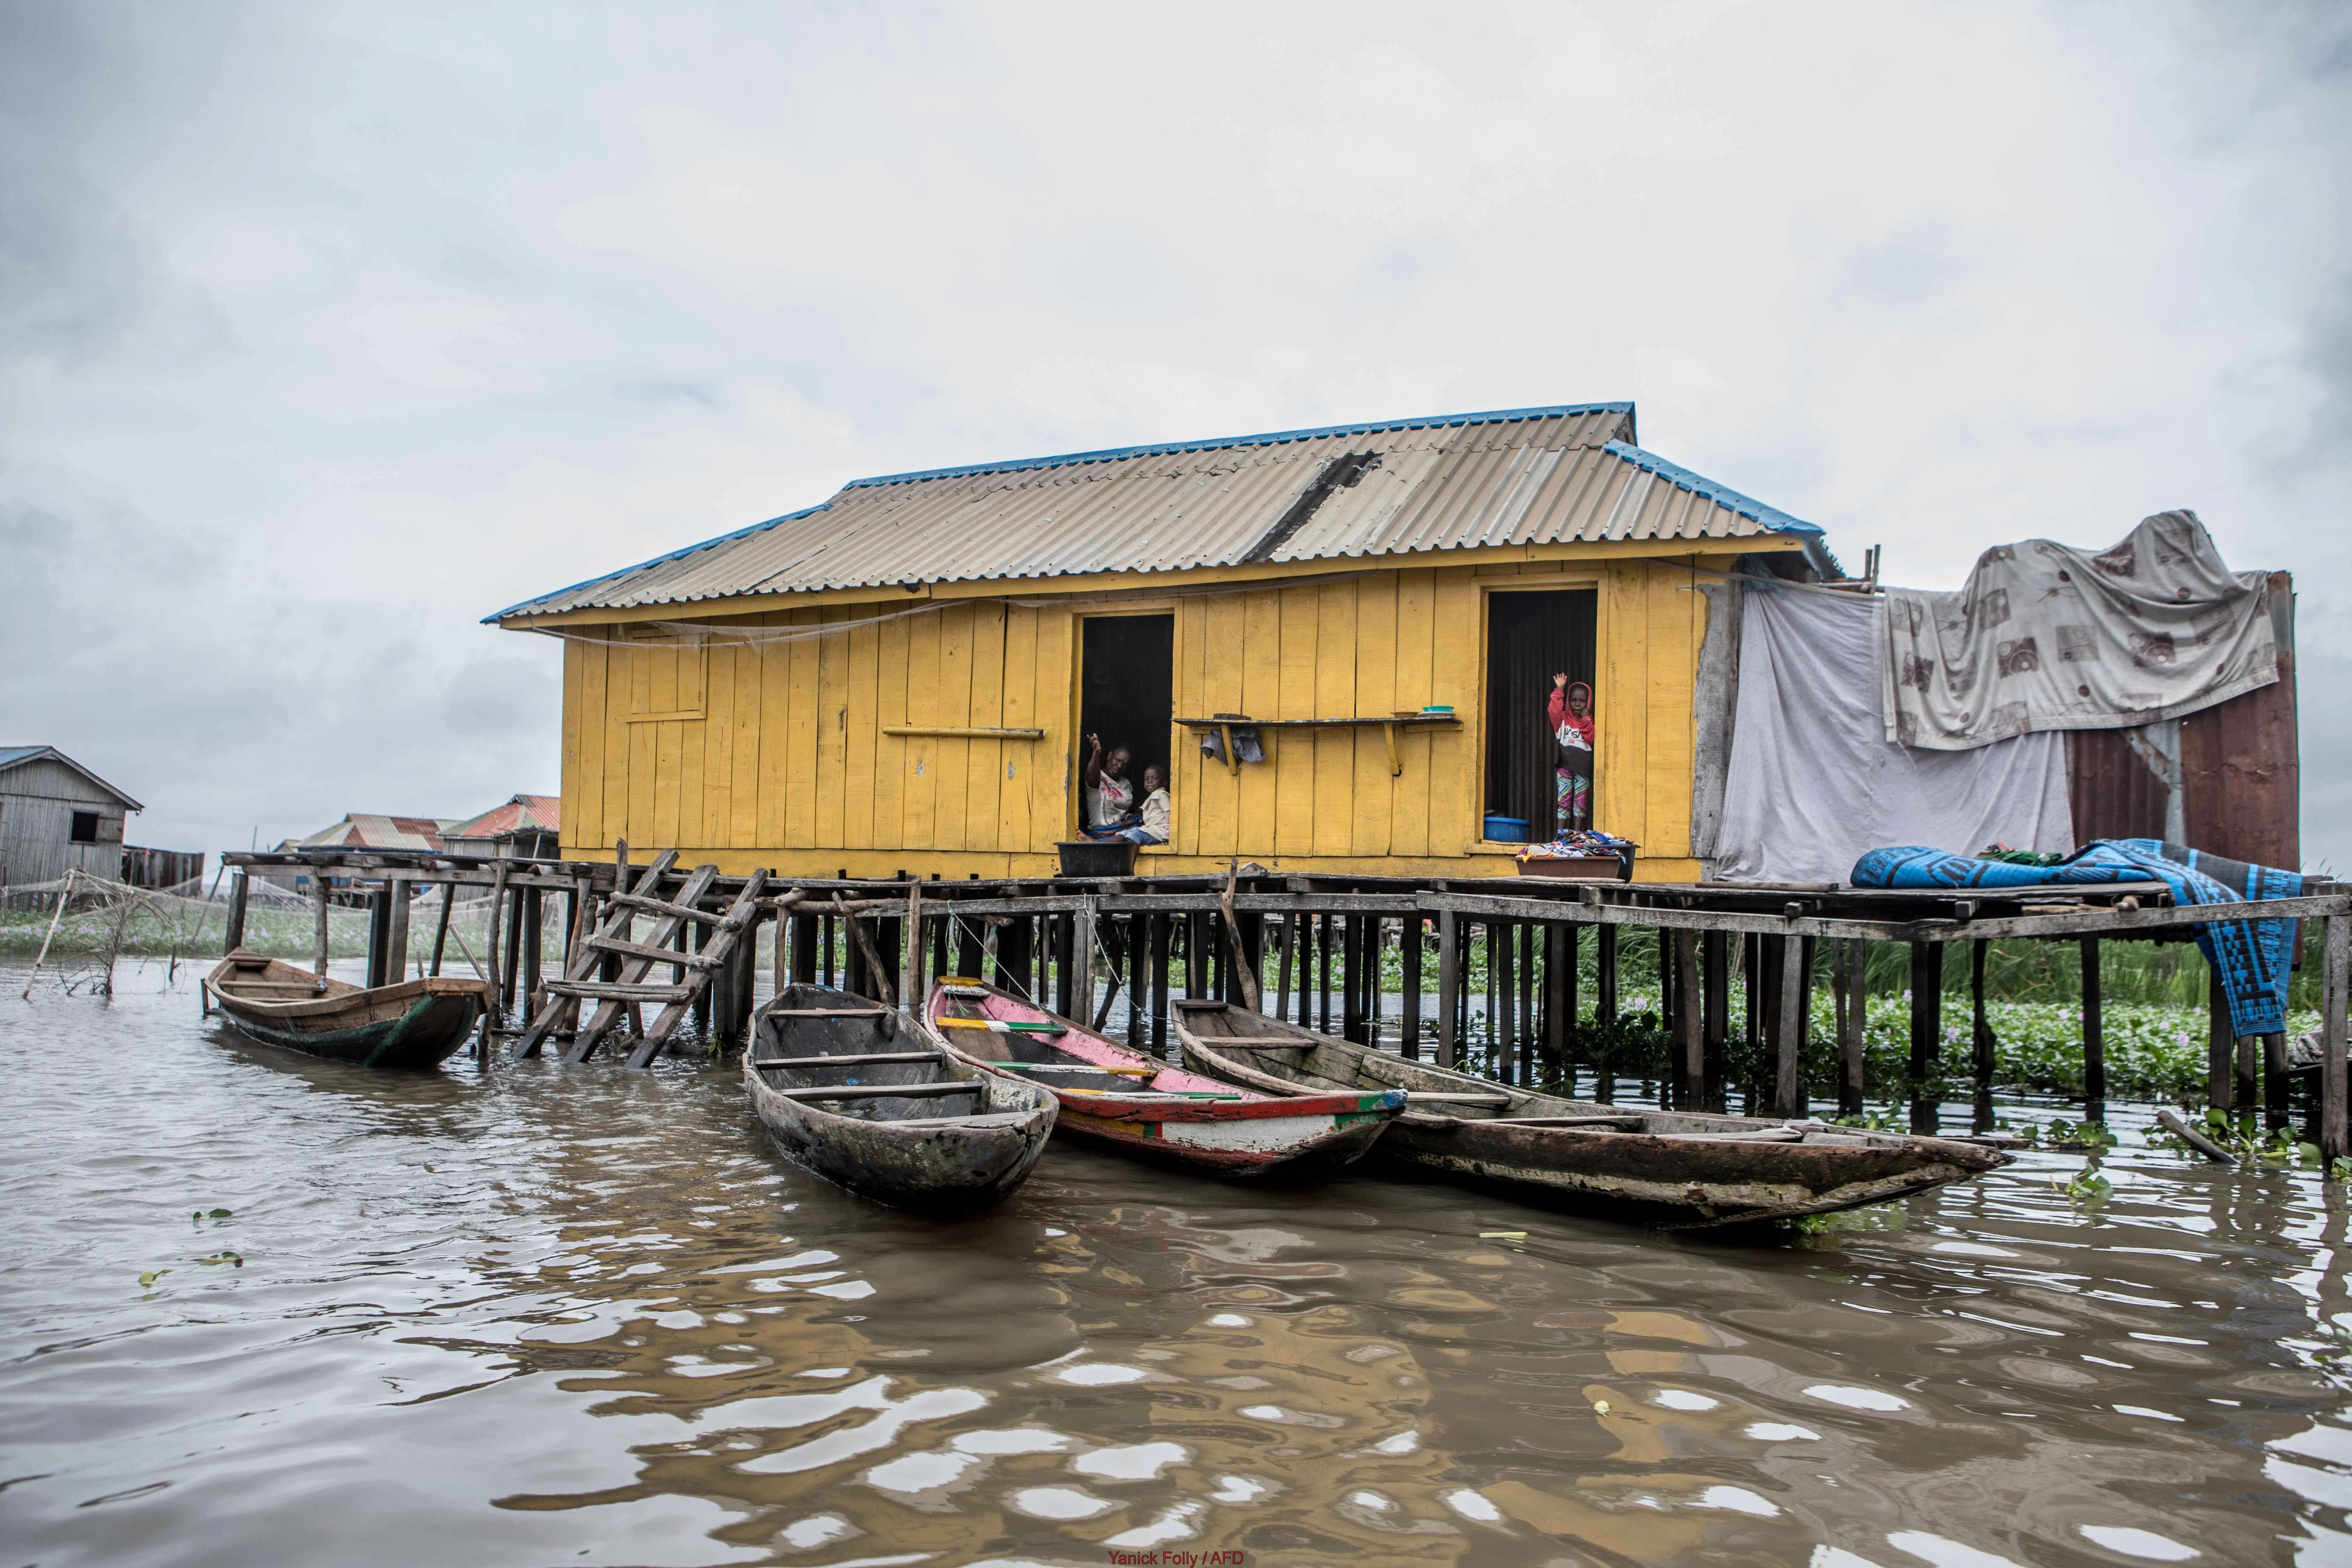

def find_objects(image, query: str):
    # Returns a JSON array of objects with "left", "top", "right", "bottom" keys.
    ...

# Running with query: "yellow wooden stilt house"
[{"left": 491, "top": 403, "right": 1835, "bottom": 880}]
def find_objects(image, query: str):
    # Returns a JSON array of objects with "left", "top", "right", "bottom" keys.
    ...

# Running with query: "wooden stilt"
[
  {"left": 1837, "top": 938, "right": 1866, "bottom": 1119},
  {"left": 1072, "top": 898, "right": 1098, "bottom": 1027},
  {"left": 1676, "top": 928, "right": 1702, "bottom": 1110},
  {"left": 311, "top": 871, "right": 332, "bottom": 978},
  {"left": 1342, "top": 916, "right": 1364, "bottom": 1044},
  {"left": 1517, "top": 923, "right": 1535, "bottom": 1086},
  {"left": 429, "top": 884, "right": 452, "bottom": 978},
  {"left": 1564, "top": 922, "right": 1582, "bottom": 1091},
  {"left": 1702, "top": 929, "right": 1728, "bottom": 1113},
  {"left": 385, "top": 878, "right": 411, "bottom": 985},
  {"left": 522, "top": 886, "right": 542, "bottom": 1013},
  {"left": 1970, "top": 938, "right": 1995, "bottom": 1132},
  {"left": 1403, "top": 916, "right": 1425, "bottom": 1060},
  {"left": 1150, "top": 912, "right": 1171, "bottom": 1059},
  {"left": 1317, "top": 912, "right": 1335, "bottom": 1034},
  {"left": 2206, "top": 975, "right": 2232, "bottom": 1114},
  {"left": 2321, "top": 912, "right": 2348, "bottom": 1163},
  {"left": 2265, "top": 1033, "right": 2290, "bottom": 1134},
  {"left": 481, "top": 861, "right": 511, "bottom": 1013},
  {"left": 1129, "top": 912, "right": 1149, "bottom": 1048},
  {"left": 365, "top": 884, "right": 391, "bottom": 989},
  {"left": 1593, "top": 924, "right": 1618, "bottom": 1104},
  {"left": 223, "top": 870, "right": 249, "bottom": 955},
  {"left": 501, "top": 876, "right": 525, "bottom": 1020},
  {"left": 1495, "top": 919, "right": 1517, "bottom": 1085},
  {"left": 1436, "top": 908, "right": 1460, "bottom": 1070},
  {"left": 1909, "top": 940, "right": 1942, "bottom": 1135},
  {"left": 1774, "top": 926, "right": 1806, "bottom": 1118},
  {"left": 902, "top": 883, "right": 923, "bottom": 1015},
  {"left": 2081, "top": 937, "right": 2106, "bottom": 1128}
]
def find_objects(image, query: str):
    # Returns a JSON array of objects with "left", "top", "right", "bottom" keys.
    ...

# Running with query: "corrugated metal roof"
[
  {"left": 443, "top": 794, "right": 561, "bottom": 842},
  {"left": 490, "top": 401, "right": 1825, "bottom": 621},
  {"left": 290, "top": 814, "right": 461, "bottom": 853}
]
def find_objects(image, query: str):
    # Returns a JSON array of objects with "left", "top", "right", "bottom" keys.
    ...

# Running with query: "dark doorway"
[
  {"left": 1078, "top": 614, "right": 1174, "bottom": 828},
  {"left": 1485, "top": 589, "right": 1598, "bottom": 841}
]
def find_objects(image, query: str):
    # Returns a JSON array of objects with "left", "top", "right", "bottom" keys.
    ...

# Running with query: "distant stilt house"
[
  {"left": 442, "top": 795, "right": 561, "bottom": 860},
  {"left": 0, "top": 746, "right": 145, "bottom": 886},
  {"left": 490, "top": 404, "right": 1836, "bottom": 879},
  {"left": 272, "top": 813, "right": 462, "bottom": 893}
]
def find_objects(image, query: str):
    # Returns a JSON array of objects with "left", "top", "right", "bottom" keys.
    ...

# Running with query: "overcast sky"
[{"left": 4, "top": 0, "right": 2345, "bottom": 875}]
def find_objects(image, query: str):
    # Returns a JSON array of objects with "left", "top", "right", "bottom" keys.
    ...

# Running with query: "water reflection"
[{"left": 2, "top": 961, "right": 2350, "bottom": 1566}]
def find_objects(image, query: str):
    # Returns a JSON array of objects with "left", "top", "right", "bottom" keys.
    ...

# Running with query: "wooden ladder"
[
  {"left": 512, "top": 850, "right": 681, "bottom": 1059},
  {"left": 560, "top": 862, "right": 725, "bottom": 1065},
  {"left": 619, "top": 869, "right": 768, "bottom": 1068}
]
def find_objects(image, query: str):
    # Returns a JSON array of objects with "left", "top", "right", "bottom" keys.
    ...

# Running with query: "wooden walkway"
[{"left": 219, "top": 848, "right": 2352, "bottom": 1158}]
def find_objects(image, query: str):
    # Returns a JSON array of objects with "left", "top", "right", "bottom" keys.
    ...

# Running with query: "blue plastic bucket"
[{"left": 1483, "top": 815, "right": 1528, "bottom": 843}]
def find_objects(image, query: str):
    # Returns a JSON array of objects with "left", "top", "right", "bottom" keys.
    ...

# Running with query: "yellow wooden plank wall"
[{"left": 557, "top": 560, "right": 1709, "bottom": 874}]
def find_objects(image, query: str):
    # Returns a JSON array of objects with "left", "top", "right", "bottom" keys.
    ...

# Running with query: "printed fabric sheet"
[
  {"left": 1851, "top": 840, "right": 2304, "bottom": 1037},
  {"left": 1712, "top": 584, "right": 2073, "bottom": 886},
  {"left": 1882, "top": 510, "right": 2277, "bottom": 751}
]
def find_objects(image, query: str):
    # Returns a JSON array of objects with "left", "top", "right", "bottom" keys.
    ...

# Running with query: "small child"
[{"left": 1118, "top": 765, "right": 1170, "bottom": 845}]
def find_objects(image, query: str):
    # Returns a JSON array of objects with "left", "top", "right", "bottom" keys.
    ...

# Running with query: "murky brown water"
[{"left": 5, "top": 961, "right": 2351, "bottom": 1568}]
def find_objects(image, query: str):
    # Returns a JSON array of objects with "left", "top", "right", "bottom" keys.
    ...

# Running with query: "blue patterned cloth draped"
[{"left": 1849, "top": 840, "right": 2303, "bottom": 1038}]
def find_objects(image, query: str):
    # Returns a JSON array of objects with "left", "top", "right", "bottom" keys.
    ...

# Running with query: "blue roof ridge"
[
  {"left": 484, "top": 502, "right": 834, "bottom": 623},
  {"left": 1604, "top": 440, "right": 1820, "bottom": 536},
  {"left": 839, "top": 401, "right": 1637, "bottom": 490}
]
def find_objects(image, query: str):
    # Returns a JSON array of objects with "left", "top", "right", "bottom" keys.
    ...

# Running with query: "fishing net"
[{"left": 0, "top": 872, "right": 537, "bottom": 995}]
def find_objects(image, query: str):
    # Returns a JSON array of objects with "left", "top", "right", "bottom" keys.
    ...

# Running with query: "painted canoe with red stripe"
[{"left": 922, "top": 980, "right": 1403, "bottom": 1178}]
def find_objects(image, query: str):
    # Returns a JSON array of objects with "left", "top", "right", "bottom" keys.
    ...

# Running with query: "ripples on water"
[{"left": 4, "top": 961, "right": 2350, "bottom": 1567}]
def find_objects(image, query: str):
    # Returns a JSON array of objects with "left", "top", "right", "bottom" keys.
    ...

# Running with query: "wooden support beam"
[
  {"left": 1909, "top": 941, "right": 1942, "bottom": 1135},
  {"left": 1774, "top": 927, "right": 1807, "bottom": 1118},
  {"left": 2206, "top": 979, "right": 2232, "bottom": 1118},
  {"left": 1403, "top": 915, "right": 1425, "bottom": 1061},
  {"left": 1072, "top": 897, "right": 1097, "bottom": 1029},
  {"left": 223, "top": 870, "right": 249, "bottom": 955},
  {"left": 1702, "top": 928, "right": 1727, "bottom": 1114},
  {"left": 429, "top": 885, "right": 453, "bottom": 978},
  {"left": 2322, "top": 912, "right": 2348, "bottom": 1164},
  {"left": 1835, "top": 938, "right": 1864, "bottom": 1119},
  {"left": 385, "top": 878, "right": 411, "bottom": 985},
  {"left": 1970, "top": 938, "right": 1995, "bottom": 1133},
  {"left": 311, "top": 872, "right": 331, "bottom": 978},
  {"left": 1436, "top": 908, "right": 1460, "bottom": 1070},
  {"left": 2081, "top": 937, "right": 2105, "bottom": 1129},
  {"left": 1676, "top": 929, "right": 1702, "bottom": 1111}
]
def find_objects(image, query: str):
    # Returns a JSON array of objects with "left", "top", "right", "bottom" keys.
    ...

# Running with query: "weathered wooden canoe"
[
  {"left": 203, "top": 950, "right": 490, "bottom": 1069},
  {"left": 923, "top": 979, "right": 1404, "bottom": 1179},
  {"left": 1173, "top": 1000, "right": 2013, "bottom": 1227},
  {"left": 746, "top": 984, "right": 1055, "bottom": 1214}
]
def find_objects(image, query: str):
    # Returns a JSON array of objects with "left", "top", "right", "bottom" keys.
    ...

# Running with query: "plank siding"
[{"left": 557, "top": 558, "right": 1709, "bottom": 878}]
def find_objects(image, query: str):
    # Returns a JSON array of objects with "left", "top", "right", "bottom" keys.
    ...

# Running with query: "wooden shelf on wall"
[
  {"left": 1172, "top": 713, "right": 1462, "bottom": 778},
  {"left": 881, "top": 726, "right": 1046, "bottom": 740}
]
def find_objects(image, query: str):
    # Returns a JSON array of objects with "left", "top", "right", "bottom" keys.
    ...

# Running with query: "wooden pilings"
[
  {"left": 2080, "top": 937, "right": 2105, "bottom": 1128},
  {"left": 1908, "top": 940, "right": 1941, "bottom": 1134},
  {"left": 223, "top": 870, "right": 249, "bottom": 955}
]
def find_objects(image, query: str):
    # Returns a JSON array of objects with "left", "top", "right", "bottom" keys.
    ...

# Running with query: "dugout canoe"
[
  {"left": 203, "top": 950, "right": 489, "bottom": 1069},
  {"left": 1172, "top": 1000, "right": 2012, "bottom": 1228},
  {"left": 923, "top": 979, "right": 1404, "bottom": 1180},
  {"left": 746, "top": 984, "right": 1055, "bottom": 1214}
]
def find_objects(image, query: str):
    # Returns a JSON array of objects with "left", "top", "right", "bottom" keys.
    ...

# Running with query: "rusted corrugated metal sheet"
[
  {"left": 2183, "top": 572, "right": 2299, "bottom": 868},
  {"left": 2069, "top": 571, "right": 2299, "bottom": 868},
  {"left": 491, "top": 403, "right": 1827, "bottom": 620}
]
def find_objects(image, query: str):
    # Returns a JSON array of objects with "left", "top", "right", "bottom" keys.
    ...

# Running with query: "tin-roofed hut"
[{"left": 490, "top": 403, "right": 1835, "bottom": 879}]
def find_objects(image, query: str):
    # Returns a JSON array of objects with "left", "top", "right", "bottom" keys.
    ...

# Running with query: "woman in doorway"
[
  {"left": 1547, "top": 675, "right": 1594, "bottom": 834},
  {"left": 1083, "top": 733, "right": 1135, "bottom": 834}
]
